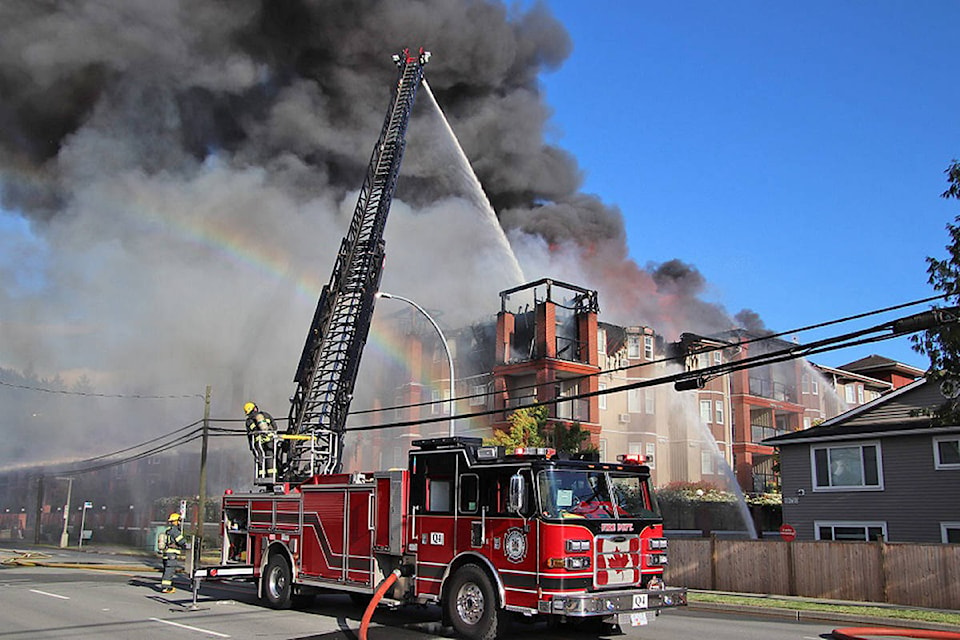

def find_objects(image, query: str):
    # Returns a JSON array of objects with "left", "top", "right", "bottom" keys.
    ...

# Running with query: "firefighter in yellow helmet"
[
  {"left": 244, "top": 401, "right": 277, "bottom": 482},
  {"left": 157, "top": 512, "right": 188, "bottom": 593}
]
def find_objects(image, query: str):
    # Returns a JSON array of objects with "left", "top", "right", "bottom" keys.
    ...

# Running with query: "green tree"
[
  {"left": 551, "top": 421, "right": 598, "bottom": 455},
  {"left": 914, "top": 159, "right": 960, "bottom": 422},
  {"left": 484, "top": 406, "right": 547, "bottom": 449}
]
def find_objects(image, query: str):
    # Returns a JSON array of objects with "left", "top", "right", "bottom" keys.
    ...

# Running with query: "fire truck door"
[{"left": 345, "top": 487, "right": 375, "bottom": 585}]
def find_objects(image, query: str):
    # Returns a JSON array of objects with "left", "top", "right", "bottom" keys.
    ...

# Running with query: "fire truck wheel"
[
  {"left": 263, "top": 555, "right": 293, "bottom": 609},
  {"left": 445, "top": 564, "right": 507, "bottom": 640}
]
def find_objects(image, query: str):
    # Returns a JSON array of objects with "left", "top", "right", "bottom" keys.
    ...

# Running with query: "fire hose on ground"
[
  {"left": 359, "top": 568, "right": 402, "bottom": 640},
  {"left": 833, "top": 628, "right": 960, "bottom": 640}
]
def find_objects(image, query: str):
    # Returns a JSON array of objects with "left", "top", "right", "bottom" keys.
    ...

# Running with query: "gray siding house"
[{"left": 764, "top": 378, "right": 960, "bottom": 543}]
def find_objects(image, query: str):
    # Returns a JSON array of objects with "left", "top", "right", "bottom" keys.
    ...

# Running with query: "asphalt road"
[{"left": 0, "top": 555, "right": 844, "bottom": 640}]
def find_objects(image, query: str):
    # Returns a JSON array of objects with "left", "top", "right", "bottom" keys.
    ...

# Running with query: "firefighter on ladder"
[
  {"left": 244, "top": 401, "right": 277, "bottom": 481},
  {"left": 157, "top": 512, "right": 188, "bottom": 593}
]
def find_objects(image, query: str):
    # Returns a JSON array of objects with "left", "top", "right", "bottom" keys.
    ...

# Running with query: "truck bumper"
[{"left": 537, "top": 586, "right": 687, "bottom": 618}]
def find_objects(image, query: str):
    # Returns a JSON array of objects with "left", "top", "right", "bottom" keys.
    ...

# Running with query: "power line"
[{"left": 0, "top": 377, "right": 204, "bottom": 400}]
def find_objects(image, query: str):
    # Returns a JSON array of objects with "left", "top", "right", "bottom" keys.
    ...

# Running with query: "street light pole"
[{"left": 377, "top": 292, "right": 455, "bottom": 437}]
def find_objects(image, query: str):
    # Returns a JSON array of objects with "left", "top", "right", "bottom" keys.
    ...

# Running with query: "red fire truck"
[
  {"left": 192, "top": 48, "right": 685, "bottom": 639},
  {"left": 197, "top": 438, "right": 685, "bottom": 639}
]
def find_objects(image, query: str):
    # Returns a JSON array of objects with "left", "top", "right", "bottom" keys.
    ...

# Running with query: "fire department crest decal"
[{"left": 503, "top": 527, "right": 527, "bottom": 563}]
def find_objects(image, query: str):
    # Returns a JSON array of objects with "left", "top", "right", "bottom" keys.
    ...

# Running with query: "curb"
[{"left": 687, "top": 601, "right": 960, "bottom": 633}]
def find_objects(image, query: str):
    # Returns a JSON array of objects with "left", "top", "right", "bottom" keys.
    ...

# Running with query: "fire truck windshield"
[{"left": 537, "top": 469, "right": 660, "bottom": 520}]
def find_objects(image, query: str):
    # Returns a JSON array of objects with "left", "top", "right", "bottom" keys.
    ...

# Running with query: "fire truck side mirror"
[{"left": 508, "top": 473, "right": 526, "bottom": 514}]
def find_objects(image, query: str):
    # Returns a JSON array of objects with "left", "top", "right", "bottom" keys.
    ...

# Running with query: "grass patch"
[{"left": 689, "top": 592, "right": 960, "bottom": 626}]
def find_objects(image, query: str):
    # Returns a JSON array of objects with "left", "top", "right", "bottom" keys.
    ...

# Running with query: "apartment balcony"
[{"left": 747, "top": 376, "right": 797, "bottom": 403}]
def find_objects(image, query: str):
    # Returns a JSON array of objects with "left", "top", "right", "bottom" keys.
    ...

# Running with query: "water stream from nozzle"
[{"left": 421, "top": 80, "right": 526, "bottom": 285}]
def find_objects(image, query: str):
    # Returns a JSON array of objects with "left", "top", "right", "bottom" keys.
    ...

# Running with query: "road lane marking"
[
  {"left": 29, "top": 588, "right": 70, "bottom": 600},
  {"left": 150, "top": 617, "right": 230, "bottom": 638}
]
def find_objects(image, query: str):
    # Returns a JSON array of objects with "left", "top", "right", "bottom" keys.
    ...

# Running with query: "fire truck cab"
[{"left": 198, "top": 437, "right": 686, "bottom": 640}]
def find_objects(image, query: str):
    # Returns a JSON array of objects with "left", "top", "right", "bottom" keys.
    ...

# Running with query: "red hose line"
[
  {"left": 359, "top": 569, "right": 401, "bottom": 640},
  {"left": 832, "top": 628, "right": 960, "bottom": 640}
]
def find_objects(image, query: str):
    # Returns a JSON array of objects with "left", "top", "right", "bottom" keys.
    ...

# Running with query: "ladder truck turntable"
[{"left": 193, "top": 48, "right": 687, "bottom": 640}]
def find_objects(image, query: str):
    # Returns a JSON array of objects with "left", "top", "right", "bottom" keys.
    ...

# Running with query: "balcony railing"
[{"left": 748, "top": 377, "right": 797, "bottom": 403}]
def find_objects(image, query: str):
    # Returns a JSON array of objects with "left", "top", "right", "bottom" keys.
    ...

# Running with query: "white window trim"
[
  {"left": 941, "top": 522, "right": 960, "bottom": 544},
  {"left": 810, "top": 441, "right": 884, "bottom": 492},
  {"left": 814, "top": 520, "right": 887, "bottom": 541},
  {"left": 933, "top": 435, "right": 960, "bottom": 470},
  {"left": 598, "top": 382, "right": 607, "bottom": 410}
]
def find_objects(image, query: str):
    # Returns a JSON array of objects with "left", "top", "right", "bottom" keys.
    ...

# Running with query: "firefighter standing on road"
[
  {"left": 158, "top": 512, "right": 188, "bottom": 593},
  {"left": 244, "top": 401, "right": 277, "bottom": 481}
]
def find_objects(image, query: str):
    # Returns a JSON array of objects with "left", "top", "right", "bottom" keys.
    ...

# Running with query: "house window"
[
  {"left": 627, "top": 388, "right": 641, "bottom": 413},
  {"left": 857, "top": 386, "right": 864, "bottom": 404},
  {"left": 801, "top": 374, "right": 810, "bottom": 394},
  {"left": 803, "top": 417, "right": 812, "bottom": 430},
  {"left": 713, "top": 351, "right": 722, "bottom": 366},
  {"left": 646, "top": 442, "right": 656, "bottom": 469},
  {"left": 697, "top": 353, "right": 709, "bottom": 369},
  {"left": 598, "top": 383, "right": 607, "bottom": 410},
  {"left": 942, "top": 523, "right": 960, "bottom": 544},
  {"left": 812, "top": 443, "right": 882, "bottom": 490},
  {"left": 644, "top": 335, "right": 654, "bottom": 360},
  {"left": 699, "top": 399, "right": 712, "bottom": 423},
  {"left": 934, "top": 436, "right": 960, "bottom": 469},
  {"left": 715, "top": 400, "right": 724, "bottom": 424},
  {"left": 815, "top": 521, "right": 886, "bottom": 541},
  {"left": 844, "top": 385, "right": 855, "bottom": 404},
  {"left": 431, "top": 389, "right": 442, "bottom": 415},
  {"left": 811, "top": 379, "right": 819, "bottom": 395},
  {"left": 645, "top": 390, "right": 655, "bottom": 415},
  {"left": 598, "top": 328, "right": 606, "bottom": 354},
  {"left": 627, "top": 335, "right": 641, "bottom": 358}
]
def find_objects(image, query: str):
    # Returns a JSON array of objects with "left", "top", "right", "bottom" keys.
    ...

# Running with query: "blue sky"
[{"left": 534, "top": 1, "right": 960, "bottom": 370}]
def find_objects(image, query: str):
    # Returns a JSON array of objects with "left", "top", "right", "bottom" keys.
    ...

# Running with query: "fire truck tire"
[
  {"left": 445, "top": 564, "right": 508, "bottom": 640},
  {"left": 263, "top": 555, "right": 293, "bottom": 609}
]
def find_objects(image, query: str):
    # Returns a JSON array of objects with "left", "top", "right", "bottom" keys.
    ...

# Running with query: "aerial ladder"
[{"left": 279, "top": 48, "right": 430, "bottom": 482}]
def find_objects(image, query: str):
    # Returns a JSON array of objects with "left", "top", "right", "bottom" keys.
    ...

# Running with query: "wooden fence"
[{"left": 664, "top": 537, "right": 960, "bottom": 610}]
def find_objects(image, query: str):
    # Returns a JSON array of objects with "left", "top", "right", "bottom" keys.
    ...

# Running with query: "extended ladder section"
[{"left": 282, "top": 48, "right": 430, "bottom": 482}]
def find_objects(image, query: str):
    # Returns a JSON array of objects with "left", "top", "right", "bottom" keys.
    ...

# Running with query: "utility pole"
[
  {"left": 56, "top": 476, "right": 73, "bottom": 548},
  {"left": 196, "top": 385, "right": 211, "bottom": 547},
  {"left": 34, "top": 475, "right": 44, "bottom": 544}
]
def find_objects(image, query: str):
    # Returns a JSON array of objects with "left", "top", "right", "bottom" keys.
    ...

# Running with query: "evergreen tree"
[{"left": 914, "top": 159, "right": 960, "bottom": 422}]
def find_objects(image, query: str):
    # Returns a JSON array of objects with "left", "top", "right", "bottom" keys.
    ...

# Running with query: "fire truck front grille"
[{"left": 594, "top": 534, "right": 642, "bottom": 589}]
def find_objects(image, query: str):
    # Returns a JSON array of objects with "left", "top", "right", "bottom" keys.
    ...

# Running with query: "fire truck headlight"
[
  {"left": 564, "top": 556, "right": 591, "bottom": 570},
  {"left": 648, "top": 538, "right": 668, "bottom": 550},
  {"left": 565, "top": 539, "right": 591, "bottom": 553}
]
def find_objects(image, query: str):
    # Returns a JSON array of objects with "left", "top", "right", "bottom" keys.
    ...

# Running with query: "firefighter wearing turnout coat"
[
  {"left": 244, "top": 401, "right": 277, "bottom": 481},
  {"left": 157, "top": 512, "right": 188, "bottom": 593}
]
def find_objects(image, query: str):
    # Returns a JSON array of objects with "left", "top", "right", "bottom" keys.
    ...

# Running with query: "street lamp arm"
[{"left": 377, "top": 291, "right": 456, "bottom": 437}]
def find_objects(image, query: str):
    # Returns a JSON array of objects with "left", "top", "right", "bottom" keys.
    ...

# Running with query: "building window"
[
  {"left": 713, "top": 350, "right": 722, "bottom": 365},
  {"left": 803, "top": 417, "right": 812, "bottom": 430},
  {"left": 469, "top": 384, "right": 487, "bottom": 407},
  {"left": 811, "top": 379, "right": 819, "bottom": 395},
  {"left": 812, "top": 443, "right": 882, "bottom": 490},
  {"left": 627, "top": 388, "right": 641, "bottom": 413},
  {"left": 598, "top": 328, "right": 606, "bottom": 354},
  {"left": 715, "top": 400, "right": 724, "bottom": 424},
  {"left": 646, "top": 442, "right": 656, "bottom": 469},
  {"left": 431, "top": 389, "right": 442, "bottom": 416},
  {"left": 701, "top": 449, "right": 715, "bottom": 475},
  {"left": 697, "top": 353, "right": 709, "bottom": 369},
  {"left": 627, "top": 335, "right": 641, "bottom": 358},
  {"left": 815, "top": 521, "right": 886, "bottom": 541},
  {"left": 699, "top": 399, "right": 712, "bottom": 424},
  {"left": 934, "top": 436, "right": 960, "bottom": 469},
  {"left": 645, "top": 389, "right": 655, "bottom": 415},
  {"left": 942, "top": 523, "right": 960, "bottom": 544},
  {"left": 598, "top": 383, "right": 607, "bottom": 410},
  {"left": 644, "top": 335, "right": 654, "bottom": 360},
  {"left": 801, "top": 374, "right": 810, "bottom": 394},
  {"left": 857, "top": 386, "right": 864, "bottom": 404},
  {"left": 844, "top": 385, "right": 855, "bottom": 404}
]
